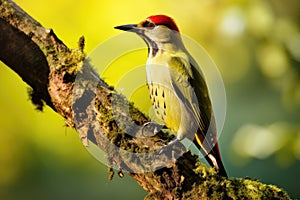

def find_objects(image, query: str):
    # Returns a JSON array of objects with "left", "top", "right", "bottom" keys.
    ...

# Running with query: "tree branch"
[{"left": 0, "top": 0, "right": 290, "bottom": 199}]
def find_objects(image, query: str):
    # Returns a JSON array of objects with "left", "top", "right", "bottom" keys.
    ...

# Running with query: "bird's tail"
[{"left": 193, "top": 136, "right": 228, "bottom": 178}]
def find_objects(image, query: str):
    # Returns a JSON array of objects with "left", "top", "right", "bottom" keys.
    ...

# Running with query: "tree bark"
[{"left": 0, "top": 0, "right": 290, "bottom": 199}]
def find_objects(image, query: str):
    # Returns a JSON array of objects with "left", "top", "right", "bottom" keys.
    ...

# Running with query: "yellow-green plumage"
[
  {"left": 147, "top": 55, "right": 201, "bottom": 141},
  {"left": 143, "top": 25, "right": 227, "bottom": 176},
  {"left": 148, "top": 79, "right": 183, "bottom": 137}
]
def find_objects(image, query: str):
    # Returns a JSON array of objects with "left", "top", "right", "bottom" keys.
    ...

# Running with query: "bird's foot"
[{"left": 140, "top": 121, "right": 165, "bottom": 137}]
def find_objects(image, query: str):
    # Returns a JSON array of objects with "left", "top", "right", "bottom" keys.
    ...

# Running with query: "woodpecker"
[{"left": 115, "top": 15, "right": 227, "bottom": 177}]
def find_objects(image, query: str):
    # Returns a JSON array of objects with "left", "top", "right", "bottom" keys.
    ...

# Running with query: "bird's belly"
[{"left": 148, "top": 83, "right": 196, "bottom": 139}]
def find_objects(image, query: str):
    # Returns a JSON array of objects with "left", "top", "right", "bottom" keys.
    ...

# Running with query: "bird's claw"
[{"left": 141, "top": 121, "right": 164, "bottom": 137}]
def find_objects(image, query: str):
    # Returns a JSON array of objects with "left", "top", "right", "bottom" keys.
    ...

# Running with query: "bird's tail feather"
[{"left": 193, "top": 138, "right": 228, "bottom": 177}]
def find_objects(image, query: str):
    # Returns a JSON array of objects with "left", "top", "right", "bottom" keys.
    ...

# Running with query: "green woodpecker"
[{"left": 115, "top": 15, "right": 227, "bottom": 177}]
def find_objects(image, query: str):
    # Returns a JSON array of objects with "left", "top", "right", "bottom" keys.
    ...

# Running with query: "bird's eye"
[{"left": 143, "top": 21, "right": 156, "bottom": 28}]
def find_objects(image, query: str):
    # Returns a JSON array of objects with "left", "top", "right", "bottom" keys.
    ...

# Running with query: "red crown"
[{"left": 147, "top": 15, "right": 179, "bottom": 32}]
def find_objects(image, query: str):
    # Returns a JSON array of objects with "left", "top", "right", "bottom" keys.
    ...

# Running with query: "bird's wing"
[
  {"left": 168, "top": 56, "right": 213, "bottom": 141},
  {"left": 168, "top": 56, "right": 227, "bottom": 176},
  {"left": 168, "top": 56, "right": 228, "bottom": 176}
]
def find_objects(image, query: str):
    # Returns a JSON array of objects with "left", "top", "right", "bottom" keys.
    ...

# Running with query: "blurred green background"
[{"left": 1, "top": 0, "right": 300, "bottom": 199}]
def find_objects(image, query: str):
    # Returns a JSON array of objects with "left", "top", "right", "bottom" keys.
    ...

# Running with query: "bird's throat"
[{"left": 140, "top": 35, "right": 159, "bottom": 57}]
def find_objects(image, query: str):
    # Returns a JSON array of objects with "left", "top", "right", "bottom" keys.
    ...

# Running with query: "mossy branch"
[{"left": 0, "top": 0, "right": 290, "bottom": 199}]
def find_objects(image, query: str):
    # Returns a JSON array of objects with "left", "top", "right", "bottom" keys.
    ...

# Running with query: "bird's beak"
[{"left": 114, "top": 24, "right": 140, "bottom": 32}]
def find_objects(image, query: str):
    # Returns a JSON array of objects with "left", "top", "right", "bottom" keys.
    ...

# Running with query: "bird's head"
[{"left": 115, "top": 15, "right": 183, "bottom": 53}]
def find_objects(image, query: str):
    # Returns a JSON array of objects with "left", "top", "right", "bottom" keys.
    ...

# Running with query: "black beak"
[{"left": 114, "top": 24, "right": 140, "bottom": 32}]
